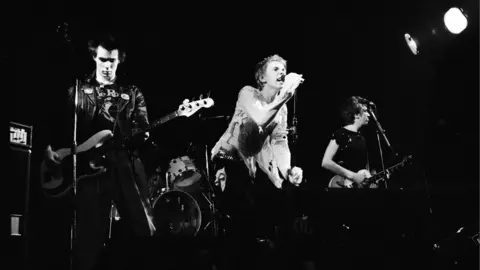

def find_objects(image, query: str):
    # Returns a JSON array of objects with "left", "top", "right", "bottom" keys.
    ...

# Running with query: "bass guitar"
[
  {"left": 40, "top": 97, "right": 214, "bottom": 198},
  {"left": 328, "top": 155, "right": 412, "bottom": 188}
]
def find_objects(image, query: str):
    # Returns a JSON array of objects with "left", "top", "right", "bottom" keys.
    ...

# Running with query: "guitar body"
[
  {"left": 328, "top": 169, "right": 375, "bottom": 189},
  {"left": 40, "top": 130, "right": 113, "bottom": 197},
  {"left": 327, "top": 156, "right": 413, "bottom": 189},
  {"left": 328, "top": 175, "right": 356, "bottom": 189}
]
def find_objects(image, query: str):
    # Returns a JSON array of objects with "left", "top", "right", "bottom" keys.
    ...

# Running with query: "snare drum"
[{"left": 167, "top": 156, "right": 203, "bottom": 192}]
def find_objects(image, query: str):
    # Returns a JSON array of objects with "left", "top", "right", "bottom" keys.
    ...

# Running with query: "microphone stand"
[
  {"left": 290, "top": 88, "right": 298, "bottom": 163},
  {"left": 203, "top": 143, "right": 219, "bottom": 237},
  {"left": 58, "top": 22, "right": 78, "bottom": 270},
  {"left": 69, "top": 80, "right": 80, "bottom": 270},
  {"left": 368, "top": 106, "right": 396, "bottom": 189},
  {"left": 70, "top": 73, "right": 80, "bottom": 270},
  {"left": 287, "top": 88, "right": 309, "bottom": 242}
]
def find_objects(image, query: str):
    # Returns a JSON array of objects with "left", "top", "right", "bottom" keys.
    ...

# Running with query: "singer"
[
  {"left": 210, "top": 54, "right": 304, "bottom": 269},
  {"left": 321, "top": 96, "right": 374, "bottom": 187},
  {"left": 43, "top": 33, "right": 155, "bottom": 270}
]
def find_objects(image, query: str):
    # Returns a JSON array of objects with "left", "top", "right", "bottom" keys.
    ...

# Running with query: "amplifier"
[
  {"left": 9, "top": 122, "right": 33, "bottom": 270},
  {"left": 10, "top": 122, "right": 33, "bottom": 149}
]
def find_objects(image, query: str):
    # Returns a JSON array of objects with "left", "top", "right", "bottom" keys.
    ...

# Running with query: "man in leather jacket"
[{"left": 44, "top": 33, "right": 154, "bottom": 270}]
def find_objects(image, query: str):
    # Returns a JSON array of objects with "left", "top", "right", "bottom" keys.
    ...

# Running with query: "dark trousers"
[
  {"left": 214, "top": 159, "right": 295, "bottom": 270},
  {"left": 72, "top": 149, "right": 152, "bottom": 270}
]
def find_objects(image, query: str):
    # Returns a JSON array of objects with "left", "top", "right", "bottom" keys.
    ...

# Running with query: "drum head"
[
  {"left": 152, "top": 190, "right": 201, "bottom": 237},
  {"left": 173, "top": 171, "right": 203, "bottom": 188},
  {"left": 168, "top": 156, "right": 196, "bottom": 179},
  {"left": 168, "top": 156, "right": 203, "bottom": 190}
]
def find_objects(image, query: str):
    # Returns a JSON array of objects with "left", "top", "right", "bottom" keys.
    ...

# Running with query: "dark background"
[{"left": 8, "top": 0, "right": 478, "bottom": 269}]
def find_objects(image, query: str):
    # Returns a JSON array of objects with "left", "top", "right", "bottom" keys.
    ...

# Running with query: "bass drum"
[{"left": 151, "top": 190, "right": 213, "bottom": 239}]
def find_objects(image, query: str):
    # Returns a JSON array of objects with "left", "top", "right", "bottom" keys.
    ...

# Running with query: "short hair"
[
  {"left": 87, "top": 33, "right": 126, "bottom": 63},
  {"left": 254, "top": 54, "right": 287, "bottom": 89},
  {"left": 340, "top": 96, "right": 369, "bottom": 125}
]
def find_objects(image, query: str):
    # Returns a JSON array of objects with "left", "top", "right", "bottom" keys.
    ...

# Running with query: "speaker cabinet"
[
  {"left": 9, "top": 146, "right": 31, "bottom": 234},
  {"left": 9, "top": 122, "right": 33, "bottom": 270}
]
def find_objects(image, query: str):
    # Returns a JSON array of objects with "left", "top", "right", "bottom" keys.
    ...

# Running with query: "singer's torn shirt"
[{"left": 211, "top": 85, "right": 291, "bottom": 189}]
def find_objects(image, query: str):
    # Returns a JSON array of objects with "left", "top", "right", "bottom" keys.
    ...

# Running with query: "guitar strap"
[
  {"left": 112, "top": 112, "right": 119, "bottom": 138},
  {"left": 111, "top": 87, "right": 131, "bottom": 142},
  {"left": 113, "top": 87, "right": 136, "bottom": 141},
  {"left": 111, "top": 86, "right": 122, "bottom": 138}
]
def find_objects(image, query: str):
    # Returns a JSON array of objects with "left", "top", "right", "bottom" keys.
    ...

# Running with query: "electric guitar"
[
  {"left": 40, "top": 97, "right": 214, "bottom": 198},
  {"left": 328, "top": 155, "right": 413, "bottom": 188}
]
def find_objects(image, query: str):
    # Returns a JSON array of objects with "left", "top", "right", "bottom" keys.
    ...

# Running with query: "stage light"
[
  {"left": 404, "top": 6, "right": 470, "bottom": 56},
  {"left": 444, "top": 7, "right": 468, "bottom": 34},
  {"left": 404, "top": 33, "right": 419, "bottom": 55}
]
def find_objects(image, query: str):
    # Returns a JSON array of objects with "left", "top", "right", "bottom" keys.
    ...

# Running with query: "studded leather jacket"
[
  {"left": 50, "top": 72, "right": 149, "bottom": 149},
  {"left": 48, "top": 73, "right": 156, "bottom": 235}
]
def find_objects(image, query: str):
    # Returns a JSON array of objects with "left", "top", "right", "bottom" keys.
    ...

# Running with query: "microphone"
[
  {"left": 278, "top": 74, "right": 304, "bottom": 84},
  {"left": 364, "top": 99, "right": 376, "bottom": 108}
]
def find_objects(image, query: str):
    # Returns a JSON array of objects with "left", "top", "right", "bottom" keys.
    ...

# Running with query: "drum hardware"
[
  {"left": 200, "top": 192, "right": 215, "bottom": 231},
  {"left": 165, "top": 172, "right": 172, "bottom": 192},
  {"left": 195, "top": 140, "right": 224, "bottom": 238},
  {"left": 105, "top": 200, "right": 120, "bottom": 247}
]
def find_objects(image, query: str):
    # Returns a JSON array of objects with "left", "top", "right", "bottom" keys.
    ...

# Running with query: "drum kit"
[
  {"left": 149, "top": 154, "right": 219, "bottom": 239},
  {"left": 108, "top": 114, "right": 229, "bottom": 245}
]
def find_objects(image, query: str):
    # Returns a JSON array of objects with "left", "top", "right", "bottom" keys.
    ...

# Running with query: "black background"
[{"left": 7, "top": 0, "right": 479, "bottom": 269}]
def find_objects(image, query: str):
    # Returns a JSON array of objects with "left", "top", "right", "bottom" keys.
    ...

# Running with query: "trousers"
[
  {"left": 72, "top": 148, "right": 153, "bottom": 270},
  {"left": 211, "top": 158, "right": 298, "bottom": 269}
]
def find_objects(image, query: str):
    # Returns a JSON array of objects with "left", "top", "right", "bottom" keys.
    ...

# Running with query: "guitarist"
[
  {"left": 321, "top": 96, "right": 374, "bottom": 188},
  {"left": 44, "top": 33, "right": 154, "bottom": 270}
]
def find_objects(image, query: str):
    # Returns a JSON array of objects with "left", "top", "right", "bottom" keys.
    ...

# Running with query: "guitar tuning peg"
[
  {"left": 183, "top": 99, "right": 189, "bottom": 104},
  {"left": 199, "top": 94, "right": 203, "bottom": 99},
  {"left": 207, "top": 91, "right": 211, "bottom": 98}
]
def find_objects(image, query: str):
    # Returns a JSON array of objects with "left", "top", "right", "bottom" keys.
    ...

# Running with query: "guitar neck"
[
  {"left": 149, "top": 111, "right": 179, "bottom": 130},
  {"left": 369, "top": 162, "right": 406, "bottom": 183}
]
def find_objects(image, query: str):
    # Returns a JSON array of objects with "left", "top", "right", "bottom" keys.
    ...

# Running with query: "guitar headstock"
[
  {"left": 366, "top": 155, "right": 414, "bottom": 186},
  {"left": 401, "top": 155, "right": 413, "bottom": 166},
  {"left": 389, "top": 155, "right": 413, "bottom": 172},
  {"left": 177, "top": 97, "right": 214, "bottom": 118}
]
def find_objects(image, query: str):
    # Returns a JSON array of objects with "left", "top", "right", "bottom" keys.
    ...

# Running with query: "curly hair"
[
  {"left": 87, "top": 33, "right": 126, "bottom": 63},
  {"left": 340, "top": 96, "right": 369, "bottom": 125},
  {"left": 254, "top": 54, "right": 287, "bottom": 89}
]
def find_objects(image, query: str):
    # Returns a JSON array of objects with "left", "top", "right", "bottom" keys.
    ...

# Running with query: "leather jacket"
[{"left": 52, "top": 72, "right": 149, "bottom": 148}]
